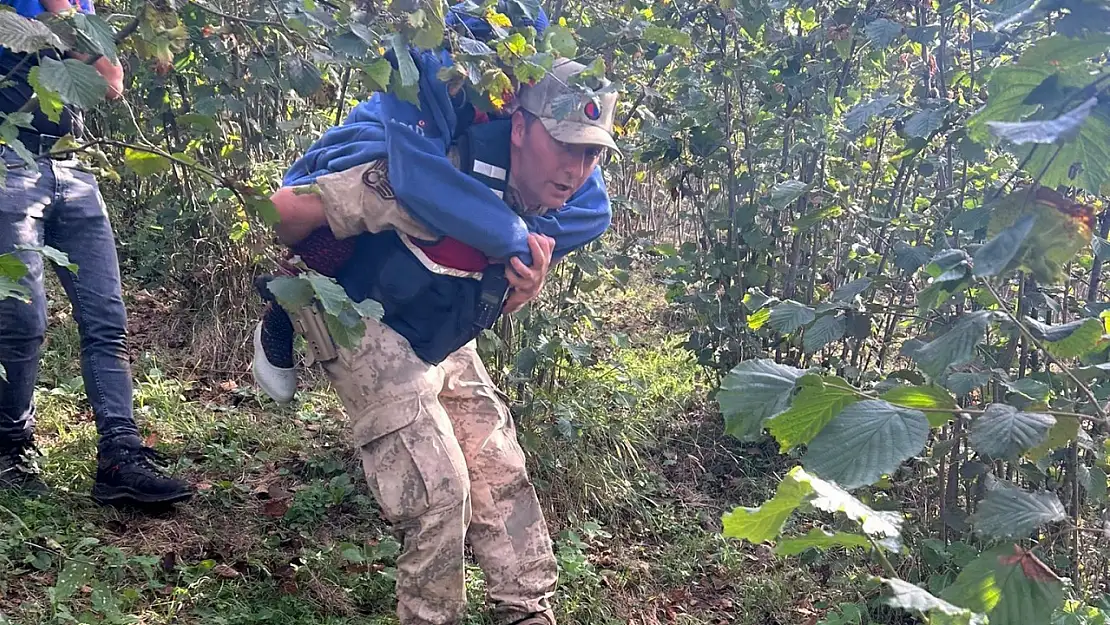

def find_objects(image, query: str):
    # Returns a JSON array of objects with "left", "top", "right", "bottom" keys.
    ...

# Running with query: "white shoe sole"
[{"left": 252, "top": 321, "right": 297, "bottom": 404}]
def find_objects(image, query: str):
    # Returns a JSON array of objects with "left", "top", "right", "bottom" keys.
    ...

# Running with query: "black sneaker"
[
  {"left": 0, "top": 438, "right": 48, "bottom": 495},
  {"left": 92, "top": 439, "right": 193, "bottom": 505}
]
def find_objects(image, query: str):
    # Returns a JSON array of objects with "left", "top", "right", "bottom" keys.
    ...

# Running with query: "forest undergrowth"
[{"left": 0, "top": 273, "right": 868, "bottom": 625}]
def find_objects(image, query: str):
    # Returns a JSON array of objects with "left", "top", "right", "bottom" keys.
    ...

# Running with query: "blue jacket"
[
  {"left": 2, "top": 0, "right": 94, "bottom": 20},
  {"left": 282, "top": 48, "right": 612, "bottom": 266}
]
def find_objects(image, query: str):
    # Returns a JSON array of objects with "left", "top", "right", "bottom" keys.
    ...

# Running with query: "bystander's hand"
[{"left": 504, "top": 233, "right": 555, "bottom": 314}]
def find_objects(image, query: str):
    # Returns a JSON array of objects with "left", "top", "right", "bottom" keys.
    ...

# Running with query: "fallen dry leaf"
[
  {"left": 263, "top": 499, "right": 290, "bottom": 518},
  {"left": 213, "top": 564, "right": 240, "bottom": 579}
]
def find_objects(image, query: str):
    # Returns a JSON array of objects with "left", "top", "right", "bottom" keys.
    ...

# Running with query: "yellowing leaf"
[{"left": 485, "top": 8, "right": 512, "bottom": 28}]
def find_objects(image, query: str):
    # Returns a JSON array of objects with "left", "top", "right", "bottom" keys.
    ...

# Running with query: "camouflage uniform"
[{"left": 306, "top": 160, "right": 558, "bottom": 625}]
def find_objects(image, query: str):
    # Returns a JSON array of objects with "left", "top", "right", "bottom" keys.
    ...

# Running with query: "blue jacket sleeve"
[{"left": 281, "top": 47, "right": 612, "bottom": 267}]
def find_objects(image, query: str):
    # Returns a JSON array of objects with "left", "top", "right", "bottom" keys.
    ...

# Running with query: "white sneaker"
[{"left": 252, "top": 321, "right": 297, "bottom": 404}]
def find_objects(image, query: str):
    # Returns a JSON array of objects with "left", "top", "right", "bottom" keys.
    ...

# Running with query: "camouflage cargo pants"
[{"left": 322, "top": 316, "right": 558, "bottom": 625}]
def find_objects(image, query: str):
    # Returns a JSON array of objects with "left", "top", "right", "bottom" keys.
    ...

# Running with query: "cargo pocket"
[{"left": 359, "top": 415, "right": 470, "bottom": 524}]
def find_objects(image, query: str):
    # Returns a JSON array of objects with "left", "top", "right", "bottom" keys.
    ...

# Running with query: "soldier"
[{"left": 256, "top": 38, "right": 619, "bottom": 625}]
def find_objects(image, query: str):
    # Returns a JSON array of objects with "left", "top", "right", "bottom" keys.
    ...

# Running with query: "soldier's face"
[{"left": 510, "top": 111, "right": 604, "bottom": 208}]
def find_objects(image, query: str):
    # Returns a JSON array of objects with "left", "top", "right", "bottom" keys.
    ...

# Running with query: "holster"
[
  {"left": 258, "top": 274, "right": 340, "bottom": 367},
  {"left": 290, "top": 303, "right": 339, "bottom": 366}
]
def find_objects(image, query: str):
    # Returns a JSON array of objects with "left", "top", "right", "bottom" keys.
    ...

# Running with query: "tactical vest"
[{"left": 334, "top": 119, "right": 515, "bottom": 365}]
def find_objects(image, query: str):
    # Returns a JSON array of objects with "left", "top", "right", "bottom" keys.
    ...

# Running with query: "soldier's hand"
[{"left": 504, "top": 234, "right": 555, "bottom": 314}]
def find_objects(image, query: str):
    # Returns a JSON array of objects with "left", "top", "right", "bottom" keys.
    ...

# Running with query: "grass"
[{"left": 0, "top": 277, "right": 855, "bottom": 625}]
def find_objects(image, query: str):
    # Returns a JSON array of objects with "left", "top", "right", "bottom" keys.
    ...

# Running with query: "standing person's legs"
[
  {"left": 41, "top": 157, "right": 190, "bottom": 504},
  {"left": 324, "top": 317, "right": 472, "bottom": 625},
  {"left": 439, "top": 342, "right": 558, "bottom": 625},
  {"left": 0, "top": 149, "right": 53, "bottom": 492}
]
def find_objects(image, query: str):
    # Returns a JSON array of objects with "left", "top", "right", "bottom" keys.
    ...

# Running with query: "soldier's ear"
[{"left": 510, "top": 110, "right": 528, "bottom": 148}]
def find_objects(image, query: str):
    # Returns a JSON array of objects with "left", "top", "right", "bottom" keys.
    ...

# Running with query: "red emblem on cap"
[{"left": 584, "top": 101, "right": 601, "bottom": 120}]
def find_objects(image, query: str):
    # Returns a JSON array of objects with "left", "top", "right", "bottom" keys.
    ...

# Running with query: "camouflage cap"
[{"left": 515, "top": 58, "right": 619, "bottom": 151}]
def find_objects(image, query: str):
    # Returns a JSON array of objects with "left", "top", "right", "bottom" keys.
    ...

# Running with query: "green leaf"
[
  {"left": 1083, "top": 465, "right": 1107, "bottom": 502},
  {"left": 54, "top": 560, "right": 94, "bottom": 600},
  {"left": 505, "top": 0, "right": 540, "bottom": 21},
  {"left": 35, "top": 56, "right": 106, "bottom": 110},
  {"left": 365, "top": 58, "right": 393, "bottom": 92},
  {"left": 942, "top": 544, "right": 1065, "bottom": 625},
  {"left": 769, "top": 179, "right": 809, "bottom": 209},
  {"left": 746, "top": 306, "right": 772, "bottom": 330},
  {"left": 245, "top": 195, "right": 280, "bottom": 227},
  {"left": 767, "top": 375, "right": 859, "bottom": 451},
  {"left": 968, "top": 34, "right": 1110, "bottom": 141},
  {"left": 926, "top": 249, "right": 972, "bottom": 282},
  {"left": 287, "top": 57, "right": 323, "bottom": 97},
  {"left": 722, "top": 469, "right": 812, "bottom": 543},
  {"left": 643, "top": 25, "right": 691, "bottom": 48},
  {"left": 768, "top": 300, "right": 816, "bottom": 333},
  {"left": 0, "top": 252, "right": 27, "bottom": 281},
  {"left": 969, "top": 403, "right": 1055, "bottom": 459},
  {"left": 1027, "top": 415, "right": 1079, "bottom": 461},
  {"left": 844, "top": 94, "right": 898, "bottom": 133},
  {"left": 987, "top": 547, "right": 1066, "bottom": 625},
  {"left": 392, "top": 33, "right": 419, "bottom": 87},
  {"left": 803, "top": 314, "right": 847, "bottom": 353},
  {"left": 717, "top": 359, "right": 807, "bottom": 441},
  {"left": 0, "top": 123, "right": 35, "bottom": 167},
  {"left": 894, "top": 242, "right": 933, "bottom": 273},
  {"left": 865, "top": 18, "right": 904, "bottom": 47},
  {"left": 832, "top": 278, "right": 872, "bottom": 302},
  {"left": 542, "top": 24, "right": 577, "bottom": 57},
  {"left": 968, "top": 68, "right": 1057, "bottom": 143},
  {"left": 905, "top": 107, "right": 948, "bottom": 138},
  {"left": 1019, "top": 102, "right": 1110, "bottom": 194},
  {"left": 881, "top": 385, "right": 957, "bottom": 427},
  {"left": 123, "top": 148, "right": 171, "bottom": 176},
  {"left": 178, "top": 112, "right": 221, "bottom": 136},
  {"left": 970, "top": 479, "right": 1066, "bottom": 538},
  {"left": 1024, "top": 317, "right": 1105, "bottom": 358},
  {"left": 0, "top": 10, "right": 65, "bottom": 53},
  {"left": 90, "top": 581, "right": 119, "bottom": 615},
  {"left": 804, "top": 399, "right": 930, "bottom": 489},
  {"left": 910, "top": 312, "right": 992, "bottom": 379},
  {"left": 304, "top": 272, "right": 354, "bottom": 318},
  {"left": 26, "top": 66, "right": 63, "bottom": 124},
  {"left": 775, "top": 528, "right": 871, "bottom": 556},
  {"left": 793, "top": 205, "right": 843, "bottom": 232},
  {"left": 411, "top": 8, "right": 445, "bottom": 49},
  {"left": 266, "top": 276, "right": 315, "bottom": 311},
  {"left": 351, "top": 297, "right": 384, "bottom": 320},
  {"left": 71, "top": 13, "right": 118, "bottom": 63},
  {"left": 0, "top": 275, "right": 29, "bottom": 302},
  {"left": 325, "top": 314, "right": 366, "bottom": 352},
  {"left": 796, "top": 467, "right": 904, "bottom": 541},
  {"left": 1020, "top": 32, "right": 1110, "bottom": 68},
  {"left": 946, "top": 371, "right": 992, "bottom": 396},
  {"left": 973, "top": 213, "right": 1036, "bottom": 278},
  {"left": 26, "top": 244, "right": 75, "bottom": 273},
  {"left": 988, "top": 95, "right": 1098, "bottom": 145},
  {"left": 882, "top": 578, "right": 986, "bottom": 625},
  {"left": 985, "top": 188, "right": 1093, "bottom": 283},
  {"left": 744, "top": 287, "right": 778, "bottom": 312},
  {"left": 340, "top": 543, "right": 364, "bottom": 562}
]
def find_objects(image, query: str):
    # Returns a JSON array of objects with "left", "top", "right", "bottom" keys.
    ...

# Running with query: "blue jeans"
[{"left": 0, "top": 146, "right": 139, "bottom": 447}]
